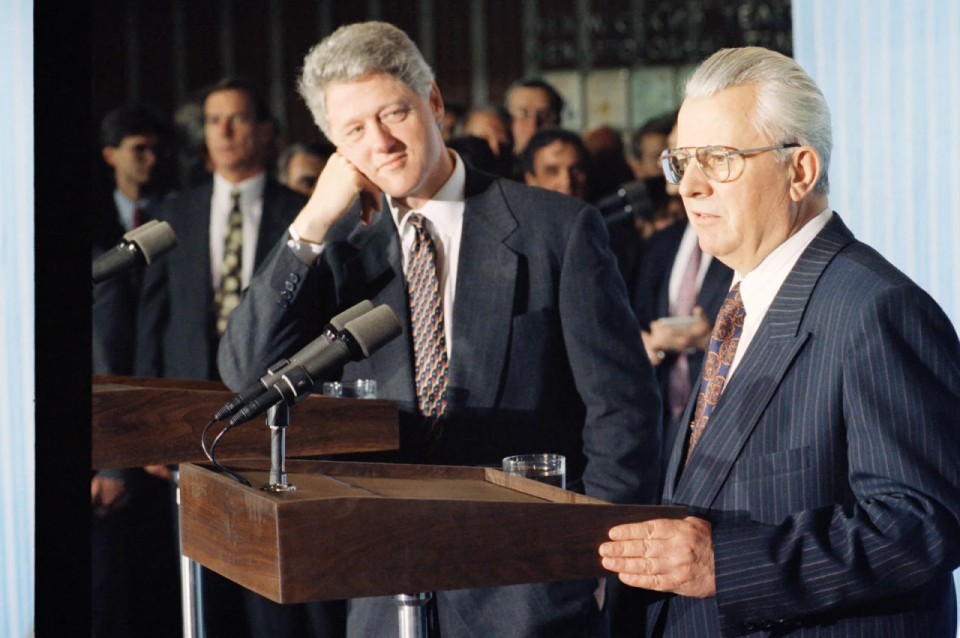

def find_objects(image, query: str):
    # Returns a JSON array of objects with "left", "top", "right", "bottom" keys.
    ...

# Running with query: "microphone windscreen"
[
  {"left": 343, "top": 305, "right": 403, "bottom": 358},
  {"left": 329, "top": 300, "right": 375, "bottom": 332},
  {"left": 124, "top": 221, "right": 179, "bottom": 264}
]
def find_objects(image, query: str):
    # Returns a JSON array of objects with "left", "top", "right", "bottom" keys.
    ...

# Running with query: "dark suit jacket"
[
  {"left": 92, "top": 189, "right": 146, "bottom": 377},
  {"left": 650, "top": 214, "right": 960, "bottom": 637},
  {"left": 219, "top": 166, "right": 662, "bottom": 505},
  {"left": 135, "top": 176, "right": 306, "bottom": 381}
]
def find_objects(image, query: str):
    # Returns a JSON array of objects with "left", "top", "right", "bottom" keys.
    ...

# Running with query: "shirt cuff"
[{"left": 286, "top": 224, "right": 325, "bottom": 265}]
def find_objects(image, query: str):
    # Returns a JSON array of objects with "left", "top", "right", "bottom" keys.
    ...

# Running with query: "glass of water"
[
  {"left": 321, "top": 379, "right": 378, "bottom": 399},
  {"left": 501, "top": 453, "right": 566, "bottom": 489}
]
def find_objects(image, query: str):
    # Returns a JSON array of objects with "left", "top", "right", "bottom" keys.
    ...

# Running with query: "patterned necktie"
[
  {"left": 406, "top": 213, "right": 449, "bottom": 438},
  {"left": 215, "top": 189, "right": 243, "bottom": 336},
  {"left": 668, "top": 242, "right": 702, "bottom": 419},
  {"left": 685, "top": 282, "right": 745, "bottom": 463}
]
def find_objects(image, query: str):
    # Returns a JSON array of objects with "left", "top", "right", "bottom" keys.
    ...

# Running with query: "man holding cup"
[{"left": 218, "top": 21, "right": 661, "bottom": 638}]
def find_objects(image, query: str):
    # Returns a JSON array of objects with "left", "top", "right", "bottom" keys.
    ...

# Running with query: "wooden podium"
[
  {"left": 178, "top": 459, "right": 685, "bottom": 604},
  {"left": 93, "top": 375, "right": 685, "bottom": 635}
]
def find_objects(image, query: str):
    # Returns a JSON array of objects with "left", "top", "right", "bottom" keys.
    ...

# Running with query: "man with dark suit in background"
[
  {"left": 218, "top": 21, "right": 662, "bottom": 638},
  {"left": 600, "top": 46, "right": 960, "bottom": 636},
  {"left": 134, "top": 77, "right": 311, "bottom": 638},
  {"left": 92, "top": 104, "right": 181, "bottom": 638}
]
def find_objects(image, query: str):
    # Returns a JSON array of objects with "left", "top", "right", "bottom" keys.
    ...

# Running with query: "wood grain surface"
[{"left": 179, "top": 460, "right": 687, "bottom": 603}]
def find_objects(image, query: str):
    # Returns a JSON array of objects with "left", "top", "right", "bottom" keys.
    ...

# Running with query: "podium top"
[{"left": 92, "top": 375, "right": 399, "bottom": 469}]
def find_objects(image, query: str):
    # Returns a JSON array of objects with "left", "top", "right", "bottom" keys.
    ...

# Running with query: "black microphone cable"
[{"left": 201, "top": 417, "right": 251, "bottom": 487}]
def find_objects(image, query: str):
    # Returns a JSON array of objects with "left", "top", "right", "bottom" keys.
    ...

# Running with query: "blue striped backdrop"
[
  {"left": 793, "top": 0, "right": 960, "bottom": 628},
  {"left": 793, "top": 0, "right": 960, "bottom": 327},
  {"left": 0, "top": 1, "right": 34, "bottom": 637}
]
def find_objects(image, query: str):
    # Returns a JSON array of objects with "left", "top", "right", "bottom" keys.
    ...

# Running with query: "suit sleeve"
[
  {"left": 560, "top": 206, "right": 663, "bottom": 505},
  {"left": 217, "top": 234, "right": 334, "bottom": 391},
  {"left": 711, "top": 283, "right": 960, "bottom": 632}
]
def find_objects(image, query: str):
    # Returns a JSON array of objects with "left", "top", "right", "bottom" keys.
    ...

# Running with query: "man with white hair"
[
  {"left": 219, "top": 21, "right": 662, "bottom": 638},
  {"left": 600, "top": 46, "right": 960, "bottom": 636}
]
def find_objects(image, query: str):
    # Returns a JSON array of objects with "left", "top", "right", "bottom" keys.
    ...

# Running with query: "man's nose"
[
  {"left": 370, "top": 122, "right": 398, "bottom": 152},
  {"left": 678, "top": 160, "right": 711, "bottom": 198}
]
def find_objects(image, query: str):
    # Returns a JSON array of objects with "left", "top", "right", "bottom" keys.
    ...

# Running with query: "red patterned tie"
[
  {"left": 668, "top": 242, "right": 702, "bottom": 419},
  {"left": 406, "top": 213, "right": 449, "bottom": 437},
  {"left": 686, "top": 282, "right": 745, "bottom": 463}
]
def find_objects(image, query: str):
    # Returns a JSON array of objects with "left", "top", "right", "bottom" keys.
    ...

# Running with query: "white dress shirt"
[
  {"left": 725, "top": 207, "right": 833, "bottom": 384},
  {"left": 287, "top": 151, "right": 466, "bottom": 362},
  {"left": 209, "top": 171, "right": 266, "bottom": 290},
  {"left": 667, "top": 222, "right": 714, "bottom": 315}
]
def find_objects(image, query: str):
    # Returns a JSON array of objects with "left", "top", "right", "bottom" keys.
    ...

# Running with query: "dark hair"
[
  {"left": 630, "top": 111, "right": 677, "bottom": 160},
  {"left": 205, "top": 77, "right": 273, "bottom": 123},
  {"left": 99, "top": 105, "right": 167, "bottom": 148},
  {"left": 276, "top": 140, "right": 336, "bottom": 180},
  {"left": 521, "top": 128, "right": 589, "bottom": 176},
  {"left": 505, "top": 78, "right": 565, "bottom": 123}
]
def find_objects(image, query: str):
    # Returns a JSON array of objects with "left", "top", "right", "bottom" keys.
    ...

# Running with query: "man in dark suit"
[
  {"left": 92, "top": 104, "right": 182, "bottom": 638},
  {"left": 599, "top": 47, "right": 960, "bottom": 636},
  {"left": 134, "top": 78, "right": 312, "bottom": 638},
  {"left": 218, "top": 21, "right": 662, "bottom": 638}
]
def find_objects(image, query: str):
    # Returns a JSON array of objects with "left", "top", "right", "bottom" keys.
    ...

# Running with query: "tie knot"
[
  {"left": 407, "top": 212, "right": 427, "bottom": 232},
  {"left": 230, "top": 189, "right": 242, "bottom": 212}
]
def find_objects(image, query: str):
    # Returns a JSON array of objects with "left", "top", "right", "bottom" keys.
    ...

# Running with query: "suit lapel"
[
  {"left": 447, "top": 169, "right": 519, "bottom": 409},
  {"left": 254, "top": 178, "right": 288, "bottom": 267},
  {"left": 668, "top": 214, "right": 855, "bottom": 508}
]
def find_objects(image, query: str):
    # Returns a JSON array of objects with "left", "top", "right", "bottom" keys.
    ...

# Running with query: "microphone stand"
[{"left": 262, "top": 403, "right": 296, "bottom": 492}]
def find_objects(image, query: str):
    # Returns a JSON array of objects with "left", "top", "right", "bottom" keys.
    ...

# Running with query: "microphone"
[
  {"left": 227, "top": 304, "right": 403, "bottom": 427},
  {"left": 213, "top": 299, "right": 376, "bottom": 421},
  {"left": 92, "top": 220, "right": 179, "bottom": 284}
]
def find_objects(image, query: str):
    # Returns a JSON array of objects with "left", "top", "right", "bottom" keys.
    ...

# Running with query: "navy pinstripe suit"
[{"left": 651, "top": 214, "right": 960, "bottom": 637}]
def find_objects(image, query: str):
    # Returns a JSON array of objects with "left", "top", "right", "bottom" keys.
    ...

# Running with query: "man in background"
[
  {"left": 277, "top": 140, "right": 336, "bottom": 197},
  {"left": 92, "top": 103, "right": 181, "bottom": 638},
  {"left": 505, "top": 77, "right": 564, "bottom": 156},
  {"left": 134, "top": 77, "right": 311, "bottom": 638},
  {"left": 522, "top": 127, "right": 589, "bottom": 200}
]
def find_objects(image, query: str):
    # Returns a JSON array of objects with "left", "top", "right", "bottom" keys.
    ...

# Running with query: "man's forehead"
[
  {"left": 511, "top": 86, "right": 551, "bottom": 106},
  {"left": 536, "top": 141, "right": 583, "bottom": 165},
  {"left": 205, "top": 89, "right": 254, "bottom": 114},
  {"left": 677, "top": 86, "right": 759, "bottom": 146}
]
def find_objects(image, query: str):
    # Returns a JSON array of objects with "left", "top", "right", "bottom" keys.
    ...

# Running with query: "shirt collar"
[
  {"left": 213, "top": 170, "right": 266, "bottom": 207},
  {"left": 388, "top": 150, "right": 466, "bottom": 236},
  {"left": 733, "top": 206, "right": 833, "bottom": 313}
]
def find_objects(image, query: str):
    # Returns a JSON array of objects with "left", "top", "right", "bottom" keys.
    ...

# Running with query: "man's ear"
[
  {"left": 102, "top": 146, "right": 117, "bottom": 168},
  {"left": 524, "top": 172, "right": 537, "bottom": 187},
  {"left": 789, "top": 146, "right": 822, "bottom": 202},
  {"left": 429, "top": 83, "right": 444, "bottom": 124}
]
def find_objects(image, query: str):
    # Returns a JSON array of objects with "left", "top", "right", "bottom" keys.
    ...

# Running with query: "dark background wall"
[{"left": 91, "top": 0, "right": 791, "bottom": 149}]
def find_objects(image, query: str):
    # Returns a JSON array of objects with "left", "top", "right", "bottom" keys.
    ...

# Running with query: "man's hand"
[
  {"left": 144, "top": 464, "right": 173, "bottom": 480},
  {"left": 599, "top": 516, "right": 716, "bottom": 598},
  {"left": 91, "top": 475, "right": 130, "bottom": 519},
  {"left": 646, "top": 307, "right": 712, "bottom": 359},
  {"left": 291, "top": 152, "right": 382, "bottom": 244}
]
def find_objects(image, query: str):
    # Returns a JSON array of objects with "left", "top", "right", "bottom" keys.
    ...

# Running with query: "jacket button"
[
  {"left": 743, "top": 621, "right": 758, "bottom": 632},
  {"left": 284, "top": 281, "right": 296, "bottom": 292},
  {"left": 287, "top": 273, "right": 300, "bottom": 283},
  {"left": 759, "top": 619, "right": 773, "bottom": 630},
  {"left": 277, "top": 299, "right": 290, "bottom": 309},
  {"left": 280, "top": 291, "right": 293, "bottom": 301}
]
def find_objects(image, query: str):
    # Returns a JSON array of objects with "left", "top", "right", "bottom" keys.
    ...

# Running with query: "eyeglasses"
[{"left": 660, "top": 143, "right": 800, "bottom": 185}]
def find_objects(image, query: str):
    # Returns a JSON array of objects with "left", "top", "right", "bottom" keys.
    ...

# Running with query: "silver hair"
[
  {"left": 297, "top": 22, "right": 435, "bottom": 138},
  {"left": 684, "top": 47, "right": 832, "bottom": 195}
]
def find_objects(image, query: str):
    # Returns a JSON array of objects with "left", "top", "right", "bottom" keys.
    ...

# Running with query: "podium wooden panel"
[
  {"left": 179, "top": 460, "right": 686, "bottom": 604},
  {"left": 92, "top": 375, "right": 399, "bottom": 469}
]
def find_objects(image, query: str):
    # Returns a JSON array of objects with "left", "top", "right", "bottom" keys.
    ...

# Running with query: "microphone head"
[
  {"left": 123, "top": 221, "right": 178, "bottom": 264},
  {"left": 329, "top": 300, "right": 376, "bottom": 332},
  {"left": 342, "top": 305, "right": 403, "bottom": 358}
]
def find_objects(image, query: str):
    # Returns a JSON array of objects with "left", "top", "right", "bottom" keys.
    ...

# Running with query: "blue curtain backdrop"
[
  {"left": 793, "top": 0, "right": 960, "bottom": 626},
  {"left": 0, "top": 0, "right": 34, "bottom": 637},
  {"left": 793, "top": 0, "right": 960, "bottom": 326}
]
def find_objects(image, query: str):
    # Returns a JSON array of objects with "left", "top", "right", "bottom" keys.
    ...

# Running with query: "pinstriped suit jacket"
[{"left": 651, "top": 214, "right": 960, "bottom": 637}]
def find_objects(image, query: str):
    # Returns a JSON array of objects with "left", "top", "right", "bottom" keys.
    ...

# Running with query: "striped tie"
[
  {"left": 215, "top": 189, "right": 243, "bottom": 336},
  {"left": 686, "top": 282, "right": 745, "bottom": 463},
  {"left": 406, "top": 213, "right": 449, "bottom": 440}
]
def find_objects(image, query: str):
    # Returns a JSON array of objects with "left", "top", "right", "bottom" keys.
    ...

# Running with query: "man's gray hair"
[
  {"left": 297, "top": 22, "right": 435, "bottom": 138},
  {"left": 684, "top": 47, "right": 832, "bottom": 195}
]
